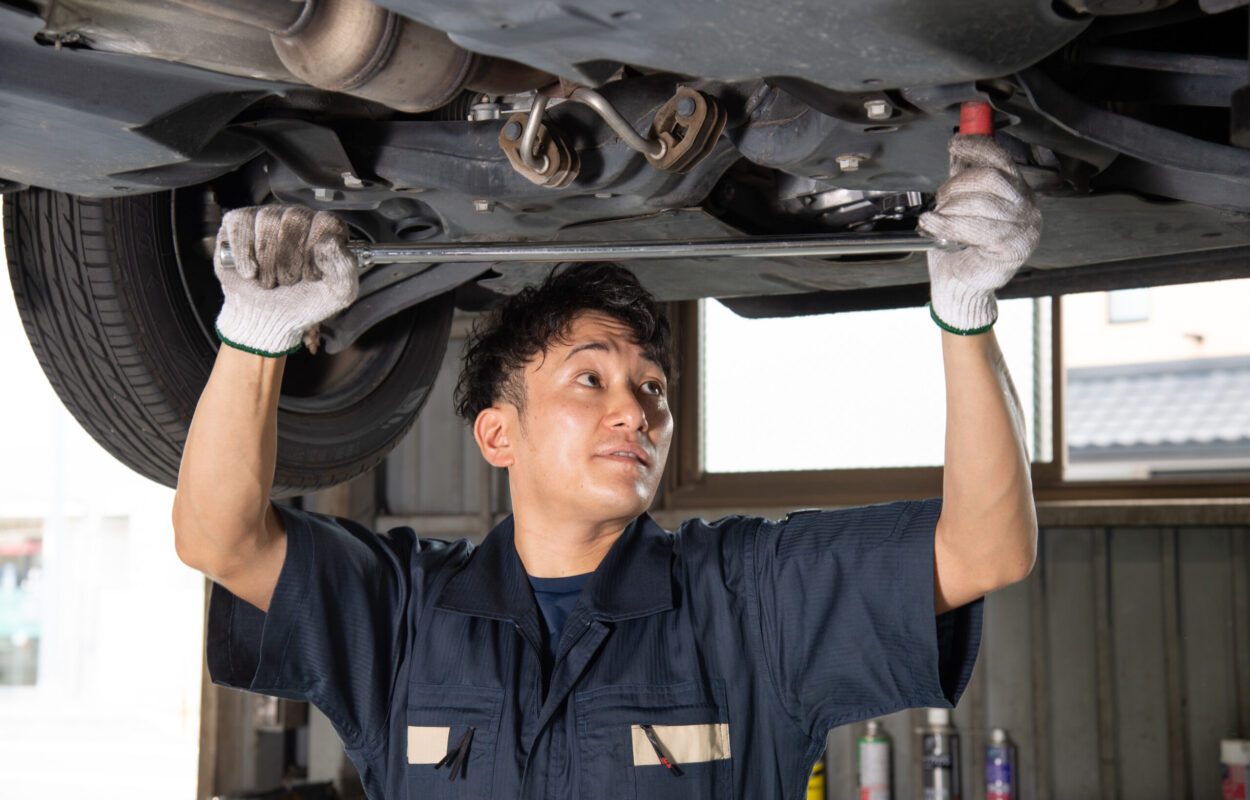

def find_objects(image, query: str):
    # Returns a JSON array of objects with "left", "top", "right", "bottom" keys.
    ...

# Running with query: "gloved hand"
[
  {"left": 918, "top": 135, "right": 1042, "bottom": 335},
  {"left": 213, "top": 206, "right": 358, "bottom": 357}
]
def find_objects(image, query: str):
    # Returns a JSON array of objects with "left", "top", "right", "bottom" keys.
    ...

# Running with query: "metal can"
[
  {"left": 986, "top": 728, "right": 1015, "bottom": 800},
  {"left": 921, "top": 708, "right": 961, "bottom": 800},
  {"left": 858, "top": 719, "right": 892, "bottom": 800},
  {"left": 1224, "top": 739, "right": 1250, "bottom": 800},
  {"left": 807, "top": 757, "right": 825, "bottom": 800}
]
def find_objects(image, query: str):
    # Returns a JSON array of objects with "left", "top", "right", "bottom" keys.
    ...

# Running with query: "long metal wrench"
[{"left": 218, "top": 231, "right": 958, "bottom": 271}]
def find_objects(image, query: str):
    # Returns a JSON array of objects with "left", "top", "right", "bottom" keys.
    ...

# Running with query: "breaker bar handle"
[{"left": 217, "top": 231, "right": 958, "bottom": 271}]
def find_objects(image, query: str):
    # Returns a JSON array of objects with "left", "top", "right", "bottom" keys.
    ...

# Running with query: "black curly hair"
[{"left": 454, "top": 263, "right": 672, "bottom": 424}]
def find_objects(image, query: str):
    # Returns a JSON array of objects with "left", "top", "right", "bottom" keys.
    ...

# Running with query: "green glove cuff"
[
  {"left": 928, "top": 303, "right": 996, "bottom": 336},
  {"left": 215, "top": 325, "right": 303, "bottom": 358}
]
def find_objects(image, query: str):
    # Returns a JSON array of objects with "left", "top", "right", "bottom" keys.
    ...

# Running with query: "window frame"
[{"left": 656, "top": 298, "right": 1250, "bottom": 515}]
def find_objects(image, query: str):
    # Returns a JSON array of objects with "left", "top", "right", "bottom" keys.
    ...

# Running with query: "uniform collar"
[{"left": 435, "top": 512, "right": 675, "bottom": 622}]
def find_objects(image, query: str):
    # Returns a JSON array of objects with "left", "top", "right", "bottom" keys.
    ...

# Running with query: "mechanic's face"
[{"left": 490, "top": 311, "right": 673, "bottom": 526}]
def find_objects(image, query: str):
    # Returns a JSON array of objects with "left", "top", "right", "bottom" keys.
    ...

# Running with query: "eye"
[
  {"left": 576, "top": 372, "right": 602, "bottom": 388},
  {"left": 640, "top": 380, "right": 665, "bottom": 396}
]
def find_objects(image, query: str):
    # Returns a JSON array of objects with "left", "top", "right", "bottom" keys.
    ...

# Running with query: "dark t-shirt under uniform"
[
  {"left": 206, "top": 499, "right": 982, "bottom": 800},
  {"left": 528, "top": 572, "right": 591, "bottom": 679}
]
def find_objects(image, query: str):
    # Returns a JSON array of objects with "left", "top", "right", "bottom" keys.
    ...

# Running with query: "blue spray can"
[{"left": 986, "top": 728, "right": 1016, "bottom": 800}]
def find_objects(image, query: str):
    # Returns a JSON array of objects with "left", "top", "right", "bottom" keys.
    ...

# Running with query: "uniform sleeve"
[
  {"left": 206, "top": 504, "right": 426, "bottom": 754},
  {"left": 750, "top": 498, "right": 983, "bottom": 738}
]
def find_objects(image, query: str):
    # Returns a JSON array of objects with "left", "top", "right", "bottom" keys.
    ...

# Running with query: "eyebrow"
[
  {"left": 561, "top": 341, "right": 610, "bottom": 363},
  {"left": 560, "top": 340, "right": 666, "bottom": 375}
]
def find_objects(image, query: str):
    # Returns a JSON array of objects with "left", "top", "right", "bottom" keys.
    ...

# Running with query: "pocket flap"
[{"left": 631, "top": 723, "right": 731, "bottom": 765}]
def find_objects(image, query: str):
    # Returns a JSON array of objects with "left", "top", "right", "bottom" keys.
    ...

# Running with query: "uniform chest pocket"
[
  {"left": 573, "top": 680, "right": 732, "bottom": 800},
  {"left": 405, "top": 684, "right": 502, "bottom": 799}
]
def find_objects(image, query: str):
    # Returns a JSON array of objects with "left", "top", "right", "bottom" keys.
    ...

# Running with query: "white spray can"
[
  {"left": 1223, "top": 739, "right": 1249, "bottom": 800},
  {"left": 921, "top": 707, "right": 961, "bottom": 800}
]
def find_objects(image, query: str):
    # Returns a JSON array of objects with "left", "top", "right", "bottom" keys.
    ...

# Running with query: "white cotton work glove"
[
  {"left": 213, "top": 206, "right": 359, "bottom": 357},
  {"left": 917, "top": 135, "right": 1043, "bottom": 335}
]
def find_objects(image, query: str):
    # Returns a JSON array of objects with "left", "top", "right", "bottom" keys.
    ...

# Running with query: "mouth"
[{"left": 599, "top": 446, "right": 651, "bottom": 467}]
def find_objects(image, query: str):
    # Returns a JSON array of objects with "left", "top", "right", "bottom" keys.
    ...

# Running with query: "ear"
[{"left": 473, "top": 406, "right": 515, "bottom": 468}]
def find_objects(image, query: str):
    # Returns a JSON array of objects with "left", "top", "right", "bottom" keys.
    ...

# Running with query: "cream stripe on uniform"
[
  {"left": 631, "top": 723, "right": 731, "bottom": 766},
  {"left": 407, "top": 726, "right": 450, "bottom": 764}
]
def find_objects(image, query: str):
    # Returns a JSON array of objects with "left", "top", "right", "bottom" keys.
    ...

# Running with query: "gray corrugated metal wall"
[
  {"left": 382, "top": 314, "right": 509, "bottom": 538},
  {"left": 824, "top": 526, "right": 1250, "bottom": 800}
]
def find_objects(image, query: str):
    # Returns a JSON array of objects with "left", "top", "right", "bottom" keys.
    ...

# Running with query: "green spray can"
[{"left": 857, "top": 719, "right": 892, "bottom": 800}]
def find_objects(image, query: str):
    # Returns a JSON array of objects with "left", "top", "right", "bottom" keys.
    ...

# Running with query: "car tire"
[{"left": 4, "top": 187, "right": 453, "bottom": 497}]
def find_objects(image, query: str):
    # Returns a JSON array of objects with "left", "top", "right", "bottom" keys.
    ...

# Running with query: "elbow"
[
  {"left": 1004, "top": 540, "right": 1037, "bottom": 585},
  {"left": 171, "top": 491, "right": 216, "bottom": 575},
  {"left": 998, "top": 517, "right": 1038, "bottom": 587},
  {"left": 171, "top": 493, "right": 201, "bottom": 569}
]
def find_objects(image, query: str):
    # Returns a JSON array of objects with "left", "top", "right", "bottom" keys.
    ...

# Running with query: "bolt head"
[
  {"left": 503, "top": 120, "right": 523, "bottom": 141},
  {"left": 836, "top": 155, "right": 863, "bottom": 172},
  {"left": 864, "top": 99, "right": 891, "bottom": 120},
  {"left": 676, "top": 96, "right": 697, "bottom": 118},
  {"left": 470, "top": 103, "right": 501, "bottom": 122},
  {"left": 341, "top": 171, "right": 364, "bottom": 189},
  {"left": 473, "top": 199, "right": 495, "bottom": 213},
  {"left": 313, "top": 187, "right": 332, "bottom": 201}
]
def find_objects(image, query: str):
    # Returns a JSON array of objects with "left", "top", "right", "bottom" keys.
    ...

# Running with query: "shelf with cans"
[
  {"left": 808, "top": 714, "right": 1250, "bottom": 800},
  {"left": 805, "top": 711, "right": 1018, "bottom": 800}
]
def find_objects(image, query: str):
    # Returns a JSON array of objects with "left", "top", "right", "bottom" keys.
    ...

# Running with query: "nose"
[{"left": 607, "top": 384, "right": 648, "bottom": 432}]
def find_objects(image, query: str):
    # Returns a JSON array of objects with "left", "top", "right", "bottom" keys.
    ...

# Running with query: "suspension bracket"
[
  {"left": 646, "top": 86, "right": 727, "bottom": 173},
  {"left": 497, "top": 102, "right": 580, "bottom": 188}
]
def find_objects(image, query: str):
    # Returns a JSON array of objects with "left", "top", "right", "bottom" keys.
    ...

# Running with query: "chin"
[{"left": 586, "top": 488, "right": 653, "bottom": 522}]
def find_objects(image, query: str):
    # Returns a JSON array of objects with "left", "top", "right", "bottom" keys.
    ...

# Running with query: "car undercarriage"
[{"left": 3, "top": 0, "right": 1250, "bottom": 491}]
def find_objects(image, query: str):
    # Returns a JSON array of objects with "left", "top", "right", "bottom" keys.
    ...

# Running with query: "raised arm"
[
  {"left": 918, "top": 135, "right": 1043, "bottom": 613},
  {"left": 173, "top": 347, "right": 289, "bottom": 611},
  {"left": 172, "top": 206, "right": 358, "bottom": 611}
]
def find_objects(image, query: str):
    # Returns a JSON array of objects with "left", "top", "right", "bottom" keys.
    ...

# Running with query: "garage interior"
[
  {"left": 3, "top": 0, "right": 1250, "bottom": 795},
  {"left": 173, "top": 290, "right": 1249, "bottom": 800}
]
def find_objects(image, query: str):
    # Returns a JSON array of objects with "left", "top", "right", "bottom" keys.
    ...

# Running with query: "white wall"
[
  {"left": 0, "top": 201, "right": 203, "bottom": 799},
  {"left": 1064, "top": 279, "right": 1250, "bottom": 368}
]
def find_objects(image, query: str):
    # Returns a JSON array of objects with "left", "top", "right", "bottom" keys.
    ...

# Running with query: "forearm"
[
  {"left": 936, "top": 330, "right": 1037, "bottom": 606},
  {"left": 172, "top": 345, "right": 285, "bottom": 574}
]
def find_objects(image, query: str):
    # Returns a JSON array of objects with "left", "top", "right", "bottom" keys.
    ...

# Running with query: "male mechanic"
[{"left": 172, "top": 134, "right": 1041, "bottom": 799}]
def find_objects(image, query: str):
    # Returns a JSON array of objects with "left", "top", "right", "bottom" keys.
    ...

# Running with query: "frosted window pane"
[{"left": 701, "top": 298, "right": 1042, "bottom": 473}]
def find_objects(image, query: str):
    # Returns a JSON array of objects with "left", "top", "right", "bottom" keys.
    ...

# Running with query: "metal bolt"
[
  {"left": 470, "top": 102, "right": 502, "bottom": 122},
  {"left": 341, "top": 172, "right": 364, "bottom": 189},
  {"left": 473, "top": 199, "right": 495, "bottom": 213},
  {"left": 836, "top": 155, "right": 863, "bottom": 172},
  {"left": 313, "top": 187, "right": 332, "bottom": 201},
  {"left": 864, "top": 99, "right": 891, "bottom": 120},
  {"left": 503, "top": 120, "right": 523, "bottom": 141},
  {"left": 676, "top": 96, "right": 697, "bottom": 118}
]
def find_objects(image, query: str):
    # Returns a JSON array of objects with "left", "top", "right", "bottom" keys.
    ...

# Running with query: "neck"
[{"left": 511, "top": 510, "right": 629, "bottom": 578}]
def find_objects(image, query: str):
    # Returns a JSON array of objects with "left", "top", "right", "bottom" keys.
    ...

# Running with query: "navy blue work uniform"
[{"left": 207, "top": 498, "right": 981, "bottom": 799}]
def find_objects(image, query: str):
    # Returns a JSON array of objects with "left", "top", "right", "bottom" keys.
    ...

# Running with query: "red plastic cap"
[{"left": 959, "top": 101, "right": 994, "bottom": 136}]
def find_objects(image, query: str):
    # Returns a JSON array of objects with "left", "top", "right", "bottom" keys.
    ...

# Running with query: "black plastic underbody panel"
[
  {"left": 0, "top": 5, "right": 286, "bottom": 197},
  {"left": 379, "top": 0, "right": 1088, "bottom": 91}
]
